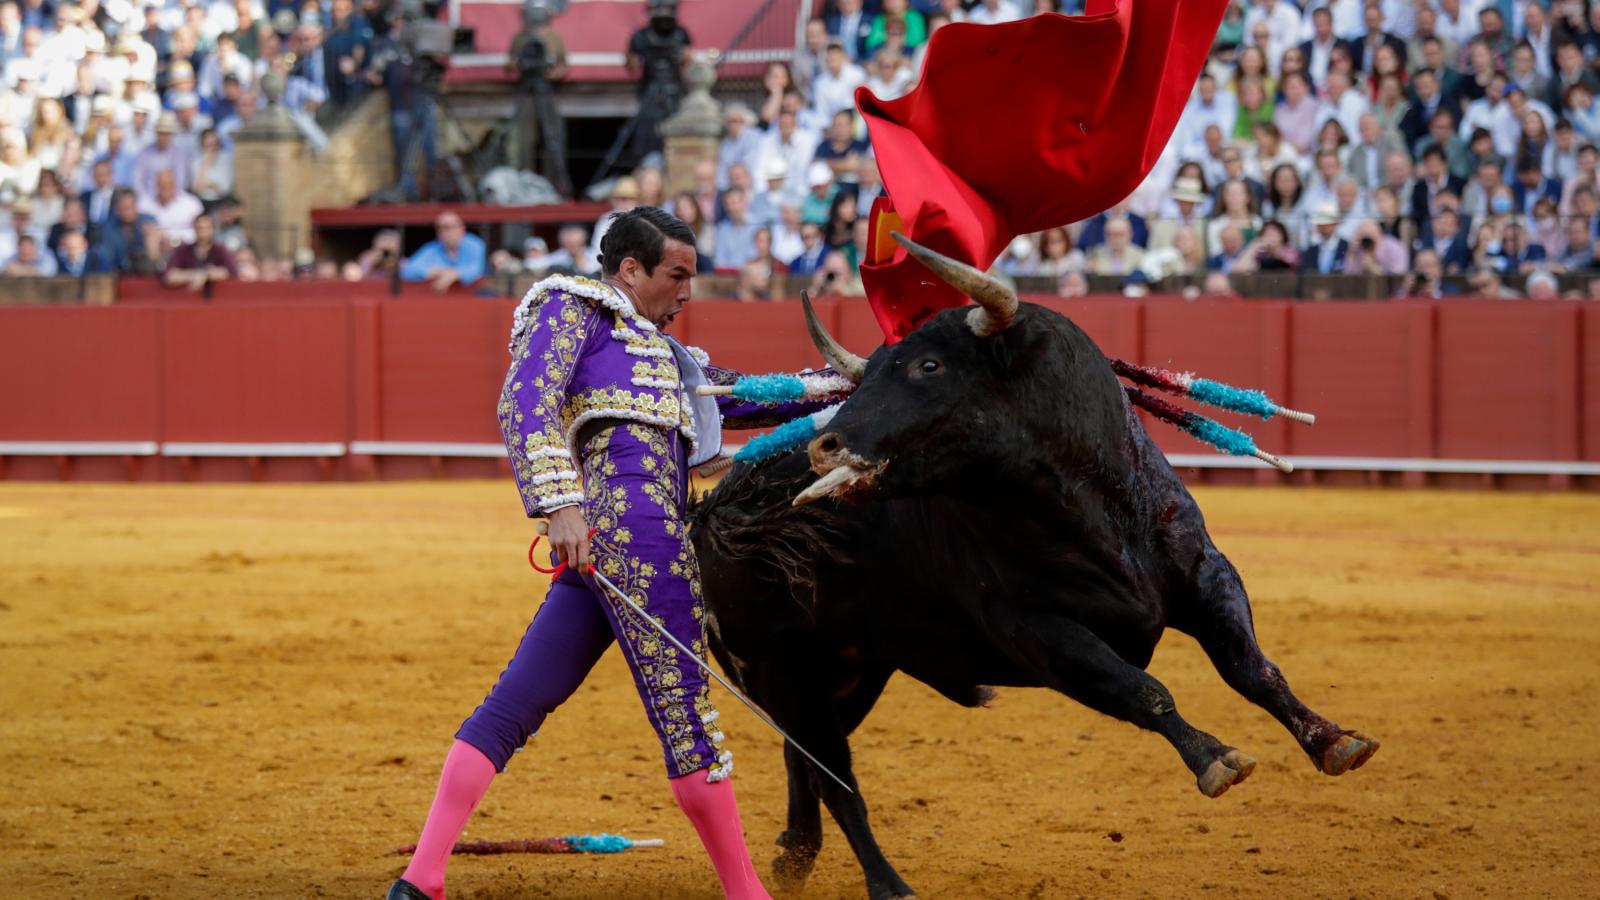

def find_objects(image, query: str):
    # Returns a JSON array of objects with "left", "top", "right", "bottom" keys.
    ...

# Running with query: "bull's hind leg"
[
  {"left": 1174, "top": 545, "right": 1379, "bottom": 776},
  {"left": 994, "top": 607, "right": 1255, "bottom": 797}
]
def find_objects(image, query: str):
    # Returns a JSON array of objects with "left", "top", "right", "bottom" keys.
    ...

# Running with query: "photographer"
[
  {"left": 505, "top": 2, "right": 571, "bottom": 197},
  {"left": 366, "top": 0, "right": 448, "bottom": 201},
  {"left": 625, "top": 0, "right": 692, "bottom": 164}
]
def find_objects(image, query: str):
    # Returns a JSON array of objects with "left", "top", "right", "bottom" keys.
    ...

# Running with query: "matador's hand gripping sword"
[{"left": 530, "top": 525, "right": 855, "bottom": 795}]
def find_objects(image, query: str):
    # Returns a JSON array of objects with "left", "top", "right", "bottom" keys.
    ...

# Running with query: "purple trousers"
[{"left": 456, "top": 423, "right": 729, "bottom": 779}]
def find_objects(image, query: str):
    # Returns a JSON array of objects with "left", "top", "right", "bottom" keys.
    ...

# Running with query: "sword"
[{"left": 584, "top": 566, "right": 856, "bottom": 796}]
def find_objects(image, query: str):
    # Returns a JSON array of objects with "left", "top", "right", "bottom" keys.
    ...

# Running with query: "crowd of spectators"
[
  {"left": 628, "top": 0, "right": 1600, "bottom": 299},
  {"left": 0, "top": 0, "right": 380, "bottom": 284}
]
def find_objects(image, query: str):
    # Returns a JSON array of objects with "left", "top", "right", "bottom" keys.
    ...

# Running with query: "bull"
[{"left": 690, "top": 236, "right": 1378, "bottom": 900}]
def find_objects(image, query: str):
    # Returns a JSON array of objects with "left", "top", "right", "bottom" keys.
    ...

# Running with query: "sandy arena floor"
[{"left": 2, "top": 482, "right": 1598, "bottom": 899}]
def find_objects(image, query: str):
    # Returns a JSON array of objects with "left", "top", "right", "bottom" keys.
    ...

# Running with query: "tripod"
[{"left": 588, "top": 78, "right": 679, "bottom": 193}]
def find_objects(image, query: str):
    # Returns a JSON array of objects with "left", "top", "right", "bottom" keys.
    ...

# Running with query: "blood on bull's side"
[{"left": 690, "top": 235, "right": 1378, "bottom": 900}]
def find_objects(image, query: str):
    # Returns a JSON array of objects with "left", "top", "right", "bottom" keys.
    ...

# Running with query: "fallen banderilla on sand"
[{"left": 392, "top": 834, "right": 665, "bottom": 856}]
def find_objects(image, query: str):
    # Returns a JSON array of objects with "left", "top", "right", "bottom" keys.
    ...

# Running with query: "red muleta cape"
[{"left": 857, "top": 0, "right": 1228, "bottom": 342}]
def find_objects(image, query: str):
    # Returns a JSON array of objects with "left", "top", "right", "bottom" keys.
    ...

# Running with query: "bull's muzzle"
[{"left": 794, "top": 433, "right": 882, "bottom": 506}]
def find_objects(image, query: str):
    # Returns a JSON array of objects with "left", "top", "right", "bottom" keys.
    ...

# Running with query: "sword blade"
[{"left": 587, "top": 568, "right": 855, "bottom": 796}]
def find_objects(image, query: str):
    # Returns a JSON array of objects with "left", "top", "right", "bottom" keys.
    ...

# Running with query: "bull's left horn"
[
  {"left": 891, "top": 231, "right": 1018, "bottom": 336},
  {"left": 801, "top": 290, "right": 867, "bottom": 383}
]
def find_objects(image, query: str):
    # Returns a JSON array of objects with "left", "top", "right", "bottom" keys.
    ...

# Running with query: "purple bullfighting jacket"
[{"left": 499, "top": 273, "right": 848, "bottom": 516}]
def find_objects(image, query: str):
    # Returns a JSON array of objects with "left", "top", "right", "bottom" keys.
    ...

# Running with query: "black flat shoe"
[{"left": 386, "top": 878, "right": 433, "bottom": 900}]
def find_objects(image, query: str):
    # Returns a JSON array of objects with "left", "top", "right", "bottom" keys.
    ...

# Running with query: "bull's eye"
[{"left": 917, "top": 358, "right": 942, "bottom": 375}]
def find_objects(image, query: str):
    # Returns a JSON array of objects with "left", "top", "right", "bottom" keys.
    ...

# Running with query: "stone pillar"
[
  {"left": 660, "top": 50, "right": 723, "bottom": 197},
  {"left": 232, "top": 71, "right": 311, "bottom": 261}
]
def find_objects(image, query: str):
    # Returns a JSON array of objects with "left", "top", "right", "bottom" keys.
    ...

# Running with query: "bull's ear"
[
  {"left": 890, "top": 232, "right": 1018, "bottom": 336},
  {"left": 801, "top": 291, "right": 867, "bottom": 383}
]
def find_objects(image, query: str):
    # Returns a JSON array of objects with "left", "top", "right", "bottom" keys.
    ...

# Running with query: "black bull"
[{"left": 689, "top": 291, "right": 1378, "bottom": 899}]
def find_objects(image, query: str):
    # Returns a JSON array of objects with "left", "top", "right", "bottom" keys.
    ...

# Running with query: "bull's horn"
[
  {"left": 890, "top": 231, "right": 1018, "bottom": 336},
  {"left": 792, "top": 464, "right": 865, "bottom": 507},
  {"left": 801, "top": 290, "right": 867, "bottom": 383}
]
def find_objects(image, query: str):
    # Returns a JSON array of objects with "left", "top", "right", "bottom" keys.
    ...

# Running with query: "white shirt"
[
  {"left": 758, "top": 126, "right": 820, "bottom": 198},
  {"left": 138, "top": 190, "right": 205, "bottom": 244},
  {"left": 1245, "top": 0, "right": 1304, "bottom": 61},
  {"left": 812, "top": 63, "right": 865, "bottom": 120},
  {"left": 967, "top": 0, "right": 1024, "bottom": 25},
  {"left": 1314, "top": 89, "right": 1369, "bottom": 140},
  {"left": 1178, "top": 91, "right": 1240, "bottom": 157}
]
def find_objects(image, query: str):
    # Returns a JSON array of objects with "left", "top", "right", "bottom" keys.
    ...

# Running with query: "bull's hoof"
[
  {"left": 772, "top": 831, "right": 820, "bottom": 887},
  {"left": 1197, "top": 749, "right": 1257, "bottom": 798},
  {"left": 1319, "top": 731, "right": 1380, "bottom": 776}
]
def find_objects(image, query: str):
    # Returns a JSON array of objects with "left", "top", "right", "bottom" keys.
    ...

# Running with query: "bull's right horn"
[
  {"left": 891, "top": 231, "right": 1018, "bottom": 336},
  {"left": 801, "top": 291, "right": 867, "bottom": 383}
]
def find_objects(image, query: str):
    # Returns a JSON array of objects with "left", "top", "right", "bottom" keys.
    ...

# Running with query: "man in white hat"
[
  {"left": 747, "top": 156, "right": 793, "bottom": 228},
  {"left": 1149, "top": 175, "right": 1211, "bottom": 256},
  {"left": 132, "top": 110, "right": 192, "bottom": 204},
  {"left": 1299, "top": 201, "right": 1349, "bottom": 274}
]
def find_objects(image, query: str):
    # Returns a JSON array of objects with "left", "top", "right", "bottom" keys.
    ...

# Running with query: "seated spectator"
[
  {"left": 1299, "top": 203, "right": 1349, "bottom": 273},
  {"left": 671, "top": 193, "right": 716, "bottom": 273},
  {"left": 788, "top": 220, "right": 830, "bottom": 275},
  {"left": 30, "top": 169, "right": 66, "bottom": 230},
  {"left": 55, "top": 229, "right": 93, "bottom": 276},
  {"left": 823, "top": 189, "right": 859, "bottom": 259},
  {"left": 139, "top": 170, "right": 205, "bottom": 247},
  {"left": 812, "top": 38, "right": 866, "bottom": 120},
  {"left": 1342, "top": 220, "right": 1410, "bottom": 275},
  {"left": 1413, "top": 109, "right": 1470, "bottom": 180},
  {"left": 1467, "top": 265, "right": 1522, "bottom": 298},
  {"left": 1057, "top": 270, "right": 1090, "bottom": 298},
  {"left": 1400, "top": 249, "right": 1456, "bottom": 297},
  {"left": 798, "top": 161, "right": 838, "bottom": 227},
  {"left": 1524, "top": 269, "right": 1560, "bottom": 299},
  {"left": 1206, "top": 223, "right": 1249, "bottom": 273},
  {"left": 997, "top": 234, "right": 1038, "bottom": 276},
  {"left": 0, "top": 199, "right": 43, "bottom": 261},
  {"left": 93, "top": 190, "right": 161, "bottom": 274},
  {"left": 3, "top": 233, "right": 56, "bottom": 276},
  {"left": 808, "top": 248, "right": 865, "bottom": 297},
  {"left": 866, "top": 0, "right": 926, "bottom": 53},
  {"left": 81, "top": 158, "right": 117, "bottom": 235},
  {"left": 711, "top": 186, "right": 759, "bottom": 272},
  {"left": 132, "top": 113, "right": 192, "bottom": 205},
  {"left": 1557, "top": 219, "right": 1594, "bottom": 271},
  {"left": 1078, "top": 203, "right": 1149, "bottom": 251},
  {"left": 737, "top": 226, "right": 787, "bottom": 301},
  {"left": 716, "top": 103, "right": 762, "bottom": 191},
  {"left": 400, "top": 211, "right": 486, "bottom": 291},
  {"left": 1491, "top": 222, "right": 1548, "bottom": 273},
  {"left": 46, "top": 198, "right": 86, "bottom": 258},
  {"left": 588, "top": 176, "right": 640, "bottom": 256},
  {"left": 1512, "top": 158, "right": 1561, "bottom": 216},
  {"left": 863, "top": 49, "right": 912, "bottom": 101},
  {"left": 191, "top": 129, "right": 234, "bottom": 205},
  {"left": 1139, "top": 224, "right": 1205, "bottom": 282},
  {"left": 1273, "top": 72, "right": 1318, "bottom": 154},
  {"left": 1034, "top": 226, "right": 1082, "bottom": 277},
  {"left": 967, "top": 0, "right": 1025, "bottom": 25},
  {"left": 0, "top": 127, "right": 39, "bottom": 198},
  {"left": 1149, "top": 177, "right": 1209, "bottom": 254},
  {"left": 814, "top": 109, "right": 869, "bottom": 183},
  {"left": 1206, "top": 179, "right": 1262, "bottom": 253},
  {"left": 1233, "top": 75, "right": 1275, "bottom": 142},
  {"left": 1420, "top": 207, "right": 1471, "bottom": 273},
  {"left": 531, "top": 223, "right": 601, "bottom": 277},
  {"left": 1085, "top": 217, "right": 1144, "bottom": 277},
  {"left": 1232, "top": 219, "right": 1300, "bottom": 272},
  {"left": 163, "top": 213, "right": 237, "bottom": 291},
  {"left": 771, "top": 200, "right": 805, "bottom": 264}
]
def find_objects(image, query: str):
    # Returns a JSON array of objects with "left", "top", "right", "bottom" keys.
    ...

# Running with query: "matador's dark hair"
[{"left": 598, "top": 206, "right": 698, "bottom": 276}]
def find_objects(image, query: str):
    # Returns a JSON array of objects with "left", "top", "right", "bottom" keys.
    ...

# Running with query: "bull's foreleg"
[
  {"left": 774, "top": 662, "right": 893, "bottom": 888},
  {"left": 1173, "top": 545, "right": 1379, "bottom": 776},
  {"left": 994, "top": 608, "right": 1257, "bottom": 798},
  {"left": 753, "top": 665, "right": 914, "bottom": 900}
]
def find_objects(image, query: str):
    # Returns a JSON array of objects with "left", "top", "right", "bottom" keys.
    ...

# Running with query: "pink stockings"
[
  {"left": 670, "top": 774, "right": 771, "bottom": 900},
  {"left": 398, "top": 741, "right": 769, "bottom": 900}
]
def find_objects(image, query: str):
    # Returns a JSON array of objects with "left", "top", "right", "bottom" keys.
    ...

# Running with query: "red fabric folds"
[{"left": 857, "top": 0, "right": 1228, "bottom": 341}]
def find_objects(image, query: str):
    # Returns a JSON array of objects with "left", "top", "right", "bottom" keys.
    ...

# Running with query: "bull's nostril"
[{"left": 818, "top": 434, "right": 841, "bottom": 454}]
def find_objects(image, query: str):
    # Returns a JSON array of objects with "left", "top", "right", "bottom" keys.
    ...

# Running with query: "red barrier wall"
[{"left": 0, "top": 294, "right": 1593, "bottom": 483}]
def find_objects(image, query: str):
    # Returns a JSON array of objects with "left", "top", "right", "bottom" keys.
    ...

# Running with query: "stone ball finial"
[
  {"left": 260, "top": 70, "right": 286, "bottom": 106},
  {"left": 685, "top": 50, "right": 718, "bottom": 94}
]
